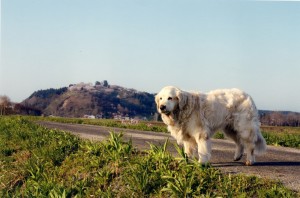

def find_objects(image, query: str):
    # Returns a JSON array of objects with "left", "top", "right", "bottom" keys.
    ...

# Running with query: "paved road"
[{"left": 38, "top": 121, "right": 300, "bottom": 192}]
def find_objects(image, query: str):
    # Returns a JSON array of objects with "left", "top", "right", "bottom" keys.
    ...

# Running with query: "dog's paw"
[{"left": 245, "top": 160, "right": 254, "bottom": 166}]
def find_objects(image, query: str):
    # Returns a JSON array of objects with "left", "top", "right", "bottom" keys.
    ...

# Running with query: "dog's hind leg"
[
  {"left": 238, "top": 125, "right": 258, "bottom": 165},
  {"left": 233, "top": 144, "right": 244, "bottom": 161},
  {"left": 223, "top": 126, "right": 244, "bottom": 161},
  {"left": 244, "top": 141, "right": 255, "bottom": 165},
  {"left": 238, "top": 128, "right": 256, "bottom": 165}
]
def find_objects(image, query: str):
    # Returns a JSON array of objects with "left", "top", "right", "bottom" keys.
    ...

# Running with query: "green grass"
[
  {"left": 261, "top": 126, "right": 300, "bottom": 148},
  {"left": 0, "top": 116, "right": 297, "bottom": 197}
]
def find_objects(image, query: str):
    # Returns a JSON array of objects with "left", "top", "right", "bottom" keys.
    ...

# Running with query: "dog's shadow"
[
  {"left": 254, "top": 161, "right": 300, "bottom": 167},
  {"left": 212, "top": 161, "right": 300, "bottom": 167}
]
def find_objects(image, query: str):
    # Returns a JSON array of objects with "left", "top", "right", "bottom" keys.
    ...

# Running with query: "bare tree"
[
  {"left": 0, "top": 95, "right": 11, "bottom": 115},
  {"left": 286, "top": 112, "right": 300, "bottom": 127},
  {"left": 260, "top": 111, "right": 300, "bottom": 127}
]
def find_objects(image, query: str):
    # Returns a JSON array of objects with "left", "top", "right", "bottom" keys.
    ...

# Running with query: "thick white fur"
[{"left": 155, "top": 86, "right": 266, "bottom": 165}]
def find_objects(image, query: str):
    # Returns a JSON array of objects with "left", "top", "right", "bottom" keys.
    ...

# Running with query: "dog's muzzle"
[
  {"left": 160, "top": 105, "right": 166, "bottom": 111},
  {"left": 159, "top": 105, "right": 171, "bottom": 115}
]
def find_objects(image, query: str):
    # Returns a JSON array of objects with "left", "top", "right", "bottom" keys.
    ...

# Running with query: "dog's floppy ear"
[
  {"left": 155, "top": 94, "right": 160, "bottom": 110},
  {"left": 176, "top": 90, "right": 188, "bottom": 110}
]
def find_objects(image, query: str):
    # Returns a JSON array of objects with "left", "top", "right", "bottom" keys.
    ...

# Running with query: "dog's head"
[{"left": 155, "top": 86, "right": 187, "bottom": 115}]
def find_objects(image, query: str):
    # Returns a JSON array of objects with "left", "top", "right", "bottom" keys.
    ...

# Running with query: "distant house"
[
  {"left": 96, "top": 114, "right": 103, "bottom": 119},
  {"left": 83, "top": 115, "right": 95, "bottom": 119},
  {"left": 69, "top": 83, "right": 95, "bottom": 92}
]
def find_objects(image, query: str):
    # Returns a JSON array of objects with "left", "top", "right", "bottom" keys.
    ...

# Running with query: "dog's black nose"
[{"left": 160, "top": 105, "right": 166, "bottom": 111}]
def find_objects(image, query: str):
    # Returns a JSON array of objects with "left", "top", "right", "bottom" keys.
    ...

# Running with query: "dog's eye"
[
  {"left": 168, "top": 97, "right": 172, "bottom": 100},
  {"left": 160, "top": 97, "right": 162, "bottom": 100}
]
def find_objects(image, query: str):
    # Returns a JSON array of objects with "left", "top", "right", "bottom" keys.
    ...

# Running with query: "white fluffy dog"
[{"left": 155, "top": 86, "right": 266, "bottom": 165}]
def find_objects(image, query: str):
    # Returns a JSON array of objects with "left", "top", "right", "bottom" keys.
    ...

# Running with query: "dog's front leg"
[
  {"left": 183, "top": 140, "right": 197, "bottom": 158},
  {"left": 196, "top": 133, "right": 212, "bottom": 164}
]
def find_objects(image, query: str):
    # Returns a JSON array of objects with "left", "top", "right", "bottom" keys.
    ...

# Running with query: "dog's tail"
[{"left": 254, "top": 132, "right": 267, "bottom": 155}]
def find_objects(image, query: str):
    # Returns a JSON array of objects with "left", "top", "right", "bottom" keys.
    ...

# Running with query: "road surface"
[{"left": 38, "top": 121, "right": 300, "bottom": 192}]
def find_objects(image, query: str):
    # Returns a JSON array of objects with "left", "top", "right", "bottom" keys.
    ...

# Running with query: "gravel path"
[{"left": 38, "top": 121, "right": 300, "bottom": 192}]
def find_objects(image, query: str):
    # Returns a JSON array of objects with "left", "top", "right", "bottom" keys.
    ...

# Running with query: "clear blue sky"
[{"left": 1, "top": 0, "right": 300, "bottom": 112}]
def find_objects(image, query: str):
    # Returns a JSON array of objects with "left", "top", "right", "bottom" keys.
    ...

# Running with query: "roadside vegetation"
[
  {"left": 35, "top": 116, "right": 300, "bottom": 149},
  {"left": 35, "top": 116, "right": 168, "bottom": 132},
  {"left": 261, "top": 126, "right": 300, "bottom": 148},
  {"left": 0, "top": 116, "right": 297, "bottom": 197}
]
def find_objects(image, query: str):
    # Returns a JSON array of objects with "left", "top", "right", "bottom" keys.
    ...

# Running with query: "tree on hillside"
[
  {"left": 14, "top": 103, "right": 42, "bottom": 116},
  {"left": 103, "top": 80, "right": 109, "bottom": 87},
  {"left": 0, "top": 95, "right": 11, "bottom": 115},
  {"left": 29, "top": 87, "right": 68, "bottom": 99},
  {"left": 95, "top": 81, "right": 101, "bottom": 86}
]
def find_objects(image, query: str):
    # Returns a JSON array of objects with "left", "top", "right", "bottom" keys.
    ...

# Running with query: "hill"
[
  {"left": 21, "top": 82, "right": 300, "bottom": 125},
  {"left": 22, "top": 82, "right": 157, "bottom": 119}
]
